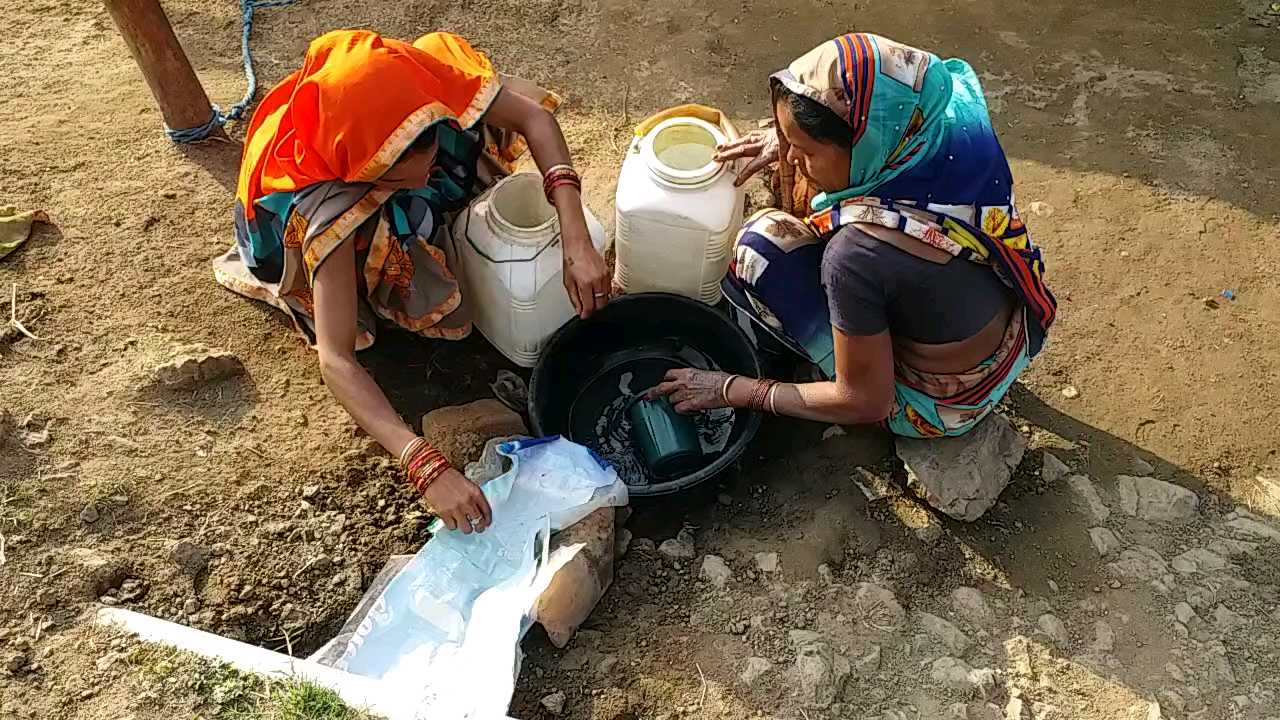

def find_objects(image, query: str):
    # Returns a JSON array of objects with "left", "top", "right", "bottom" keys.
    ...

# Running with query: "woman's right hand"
[
  {"left": 714, "top": 128, "right": 780, "bottom": 187},
  {"left": 422, "top": 468, "right": 492, "bottom": 534}
]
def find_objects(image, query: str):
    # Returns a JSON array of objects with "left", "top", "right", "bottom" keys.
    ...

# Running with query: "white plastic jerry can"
[
  {"left": 447, "top": 173, "right": 610, "bottom": 367},
  {"left": 614, "top": 111, "right": 746, "bottom": 305}
]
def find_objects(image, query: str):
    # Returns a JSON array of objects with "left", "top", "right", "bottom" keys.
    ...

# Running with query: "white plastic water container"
[
  {"left": 447, "top": 173, "right": 609, "bottom": 367},
  {"left": 614, "top": 115, "right": 746, "bottom": 304}
]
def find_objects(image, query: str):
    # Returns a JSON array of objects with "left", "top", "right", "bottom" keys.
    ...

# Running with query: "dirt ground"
[{"left": 2, "top": 0, "right": 1279, "bottom": 718}]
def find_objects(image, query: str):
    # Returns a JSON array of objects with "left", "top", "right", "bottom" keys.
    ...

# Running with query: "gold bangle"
[
  {"left": 721, "top": 375, "right": 739, "bottom": 406},
  {"left": 768, "top": 383, "right": 780, "bottom": 415}
]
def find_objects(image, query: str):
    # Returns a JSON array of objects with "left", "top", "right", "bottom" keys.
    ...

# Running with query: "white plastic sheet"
[{"left": 313, "top": 436, "right": 626, "bottom": 719}]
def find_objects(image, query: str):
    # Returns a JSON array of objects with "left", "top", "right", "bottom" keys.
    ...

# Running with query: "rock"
[
  {"left": 855, "top": 583, "right": 906, "bottom": 629},
  {"left": 1157, "top": 690, "right": 1185, "bottom": 713},
  {"left": 1206, "top": 537, "right": 1258, "bottom": 558},
  {"left": 1003, "top": 636, "right": 1034, "bottom": 678},
  {"left": 1108, "top": 546, "right": 1169, "bottom": 582},
  {"left": 79, "top": 503, "right": 100, "bottom": 524},
  {"left": 915, "top": 521, "right": 945, "bottom": 545},
  {"left": 1036, "top": 614, "right": 1069, "bottom": 646},
  {"left": 152, "top": 346, "right": 243, "bottom": 390},
  {"left": 1171, "top": 548, "right": 1228, "bottom": 574},
  {"left": 1091, "top": 621, "right": 1115, "bottom": 653},
  {"left": 64, "top": 548, "right": 129, "bottom": 598},
  {"left": 1224, "top": 517, "right": 1280, "bottom": 542},
  {"left": 951, "top": 586, "right": 995, "bottom": 628},
  {"left": 1065, "top": 475, "right": 1110, "bottom": 522},
  {"left": 1212, "top": 604, "right": 1245, "bottom": 629},
  {"left": 1173, "top": 602, "right": 1198, "bottom": 625},
  {"left": 1060, "top": 385, "right": 1079, "bottom": 399},
  {"left": 183, "top": 599, "right": 201, "bottom": 615},
  {"left": 1005, "top": 696, "right": 1025, "bottom": 720},
  {"left": 699, "top": 555, "right": 732, "bottom": 588},
  {"left": 1115, "top": 476, "right": 1199, "bottom": 524},
  {"left": 754, "top": 552, "right": 780, "bottom": 573},
  {"left": 794, "top": 642, "right": 849, "bottom": 709},
  {"left": 421, "top": 400, "right": 527, "bottom": 468},
  {"left": 1041, "top": 452, "right": 1070, "bottom": 485},
  {"left": 789, "top": 629, "right": 823, "bottom": 647},
  {"left": 947, "top": 703, "right": 970, "bottom": 720},
  {"left": 1088, "top": 527, "right": 1122, "bottom": 557},
  {"left": 1132, "top": 456, "right": 1156, "bottom": 475},
  {"left": 930, "top": 657, "right": 977, "bottom": 691},
  {"left": 3, "top": 649, "right": 28, "bottom": 674},
  {"left": 631, "top": 538, "right": 657, "bottom": 553},
  {"left": 919, "top": 612, "right": 973, "bottom": 655},
  {"left": 897, "top": 414, "right": 1026, "bottom": 521},
  {"left": 822, "top": 425, "right": 847, "bottom": 440},
  {"left": 169, "top": 540, "right": 210, "bottom": 578},
  {"left": 740, "top": 657, "right": 773, "bottom": 684},
  {"left": 717, "top": 493, "right": 733, "bottom": 507},
  {"left": 540, "top": 691, "right": 566, "bottom": 716},
  {"left": 614, "top": 528, "right": 632, "bottom": 558},
  {"left": 856, "top": 644, "right": 882, "bottom": 673},
  {"left": 536, "top": 506, "right": 616, "bottom": 648},
  {"left": 118, "top": 579, "right": 148, "bottom": 602},
  {"left": 658, "top": 530, "right": 696, "bottom": 560}
]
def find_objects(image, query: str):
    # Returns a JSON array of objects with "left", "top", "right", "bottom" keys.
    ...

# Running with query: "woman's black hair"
[{"left": 773, "top": 84, "right": 853, "bottom": 150}]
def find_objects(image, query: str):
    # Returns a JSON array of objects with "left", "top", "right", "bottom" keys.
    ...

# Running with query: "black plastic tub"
[{"left": 529, "top": 293, "right": 762, "bottom": 496}]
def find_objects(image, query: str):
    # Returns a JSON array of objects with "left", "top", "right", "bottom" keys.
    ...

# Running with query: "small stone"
[
  {"left": 822, "top": 425, "right": 847, "bottom": 440},
  {"left": 947, "top": 702, "right": 970, "bottom": 719},
  {"left": 3, "top": 649, "right": 29, "bottom": 674},
  {"left": 1173, "top": 602, "right": 1197, "bottom": 625},
  {"left": 717, "top": 493, "right": 733, "bottom": 507},
  {"left": 919, "top": 612, "right": 973, "bottom": 655},
  {"left": 740, "top": 657, "right": 773, "bottom": 684},
  {"left": 1171, "top": 548, "right": 1228, "bottom": 574},
  {"left": 540, "top": 691, "right": 566, "bottom": 716},
  {"left": 1115, "top": 476, "right": 1199, "bottom": 524},
  {"left": 951, "top": 586, "right": 995, "bottom": 628},
  {"left": 99, "top": 595, "right": 119, "bottom": 606},
  {"left": 151, "top": 346, "right": 244, "bottom": 390},
  {"left": 897, "top": 414, "right": 1026, "bottom": 521},
  {"left": 856, "top": 583, "right": 906, "bottom": 628},
  {"left": 1091, "top": 621, "right": 1115, "bottom": 653},
  {"left": 754, "top": 552, "right": 780, "bottom": 573},
  {"left": 1041, "top": 452, "right": 1070, "bottom": 485},
  {"left": 1212, "top": 604, "right": 1245, "bottom": 629},
  {"left": 1223, "top": 517, "right": 1280, "bottom": 542},
  {"left": 631, "top": 538, "right": 657, "bottom": 553},
  {"left": 64, "top": 548, "right": 129, "bottom": 598},
  {"left": 794, "top": 642, "right": 848, "bottom": 709},
  {"left": 614, "top": 528, "right": 633, "bottom": 558},
  {"left": 301, "top": 485, "right": 320, "bottom": 500},
  {"left": 856, "top": 644, "right": 882, "bottom": 673},
  {"left": 1088, "top": 527, "right": 1122, "bottom": 557},
  {"left": 1005, "top": 696, "right": 1026, "bottom": 720},
  {"left": 1132, "top": 456, "right": 1156, "bottom": 475},
  {"left": 79, "top": 503, "right": 100, "bottom": 524},
  {"left": 1065, "top": 475, "right": 1111, "bottom": 522},
  {"left": 930, "top": 656, "right": 975, "bottom": 690},
  {"left": 1047, "top": 580, "right": 1060, "bottom": 594},
  {"left": 1036, "top": 614, "right": 1069, "bottom": 646},
  {"left": 658, "top": 530, "right": 696, "bottom": 560},
  {"left": 183, "top": 599, "right": 201, "bottom": 615},
  {"left": 169, "top": 540, "right": 210, "bottom": 578},
  {"left": 1060, "top": 385, "right": 1079, "bottom": 399},
  {"left": 118, "top": 579, "right": 148, "bottom": 602},
  {"left": 699, "top": 555, "right": 733, "bottom": 588}
]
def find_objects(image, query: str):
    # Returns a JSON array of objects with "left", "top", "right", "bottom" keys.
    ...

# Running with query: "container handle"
[
  {"left": 633, "top": 104, "right": 740, "bottom": 143},
  {"left": 460, "top": 204, "right": 562, "bottom": 265}
]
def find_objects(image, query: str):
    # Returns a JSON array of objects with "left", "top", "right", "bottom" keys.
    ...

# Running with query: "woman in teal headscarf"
[{"left": 650, "top": 34, "right": 1056, "bottom": 438}]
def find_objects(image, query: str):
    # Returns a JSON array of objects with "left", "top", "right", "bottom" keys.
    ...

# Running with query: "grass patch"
[{"left": 129, "top": 642, "right": 378, "bottom": 720}]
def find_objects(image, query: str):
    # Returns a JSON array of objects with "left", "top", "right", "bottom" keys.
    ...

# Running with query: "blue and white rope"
[{"left": 163, "top": 0, "right": 297, "bottom": 143}]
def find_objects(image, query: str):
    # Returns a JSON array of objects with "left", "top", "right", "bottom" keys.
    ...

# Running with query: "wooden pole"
[{"left": 103, "top": 0, "right": 225, "bottom": 138}]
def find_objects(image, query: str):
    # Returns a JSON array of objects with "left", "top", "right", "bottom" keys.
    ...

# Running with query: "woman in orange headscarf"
[{"left": 214, "top": 30, "right": 609, "bottom": 535}]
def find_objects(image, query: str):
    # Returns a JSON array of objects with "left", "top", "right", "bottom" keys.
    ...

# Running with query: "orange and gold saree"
[{"left": 214, "top": 29, "right": 557, "bottom": 349}]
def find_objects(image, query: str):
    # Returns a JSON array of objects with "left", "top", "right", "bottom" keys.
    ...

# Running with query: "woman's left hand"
[
  {"left": 561, "top": 222, "right": 610, "bottom": 318},
  {"left": 648, "top": 368, "right": 733, "bottom": 413}
]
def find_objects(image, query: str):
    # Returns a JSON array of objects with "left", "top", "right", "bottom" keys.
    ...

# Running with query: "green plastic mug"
[{"left": 628, "top": 396, "right": 703, "bottom": 479}]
